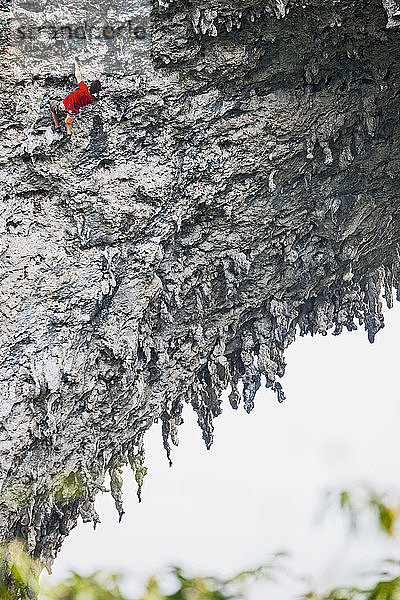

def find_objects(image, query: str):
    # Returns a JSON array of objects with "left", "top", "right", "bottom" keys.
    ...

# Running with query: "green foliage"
[
  {"left": 324, "top": 487, "right": 400, "bottom": 537},
  {"left": 304, "top": 487, "right": 400, "bottom": 600},
  {"left": 303, "top": 588, "right": 360, "bottom": 599},
  {"left": 138, "top": 559, "right": 282, "bottom": 600},
  {"left": 338, "top": 490, "right": 358, "bottom": 531},
  {"left": 41, "top": 572, "right": 126, "bottom": 600},
  {"left": 366, "top": 492, "right": 399, "bottom": 537},
  {"left": 142, "top": 567, "right": 233, "bottom": 600},
  {"left": 364, "top": 576, "right": 400, "bottom": 600},
  {"left": 0, "top": 549, "right": 283, "bottom": 600},
  {"left": 303, "top": 574, "right": 400, "bottom": 600},
  {"left": 2, "top": 485, "right": 400, "bottom": 600},
  {"left": 0, "top": 541, "right": 39, "bottom": 600}
]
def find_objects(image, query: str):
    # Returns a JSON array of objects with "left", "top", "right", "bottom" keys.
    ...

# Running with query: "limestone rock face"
[{"left": 1, "top": 0, "right": 400, "bottom": 566}]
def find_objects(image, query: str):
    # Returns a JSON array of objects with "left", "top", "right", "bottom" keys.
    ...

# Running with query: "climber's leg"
[
  {"left": 49, "top": 100, "right": 65, "bottom": 133},
  {"left": 65, "top": 114, "right": 75, "bottom": 140},
  {"left": 50, "top": 101, "right": 60, "bottom": 131}
]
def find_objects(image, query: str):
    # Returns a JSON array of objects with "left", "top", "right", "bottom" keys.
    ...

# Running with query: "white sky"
[{"left": 41, "top": 303, "right": 400, "bottom": 599}]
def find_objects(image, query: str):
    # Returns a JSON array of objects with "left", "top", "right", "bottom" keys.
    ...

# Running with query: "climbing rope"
[
  {"left": 0, "top": 88, "right": 79, "bottom": 128},
  {"left": 0, "top": 95, "right": 54, "bottom": 128}
]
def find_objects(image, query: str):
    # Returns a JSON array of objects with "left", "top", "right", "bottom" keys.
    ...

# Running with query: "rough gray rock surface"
[{"left": 1, "top": 0, "right": 400, "bottom": 567}]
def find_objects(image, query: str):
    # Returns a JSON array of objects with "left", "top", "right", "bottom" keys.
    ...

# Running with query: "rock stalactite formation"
[{"left": 1, "top": 0, "right": 400, "bottom": 568}]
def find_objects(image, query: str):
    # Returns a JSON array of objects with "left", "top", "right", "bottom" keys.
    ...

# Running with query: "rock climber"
[{"left": 50, "top": 58, "right": 101, "bottom": 140}]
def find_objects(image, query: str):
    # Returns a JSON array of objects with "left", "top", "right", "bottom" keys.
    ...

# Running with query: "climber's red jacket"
[{"left": 63, "top": 81, "right": 94, "bottom": 115}]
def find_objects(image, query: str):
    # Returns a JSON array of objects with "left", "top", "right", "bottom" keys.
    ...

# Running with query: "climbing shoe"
[
  {"left": 64, "top": 133, "right": 72, "bottom": 141},
  {"left": 53, "top": 126, "right": 61, "bottom": 134}
]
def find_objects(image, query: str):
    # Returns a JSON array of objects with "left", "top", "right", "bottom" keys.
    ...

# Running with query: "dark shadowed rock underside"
[{"left": 1, "top": 0, "right": 400, "bottom": 567}]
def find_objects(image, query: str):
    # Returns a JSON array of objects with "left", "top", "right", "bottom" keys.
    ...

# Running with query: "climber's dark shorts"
[{"left": 50, "top": 100, "right": 76, "bottom": 124}]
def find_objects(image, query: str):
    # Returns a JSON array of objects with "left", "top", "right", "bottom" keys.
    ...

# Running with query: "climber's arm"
[{"left": 74, "top": 58, "right": 83, "bottom": 84}]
